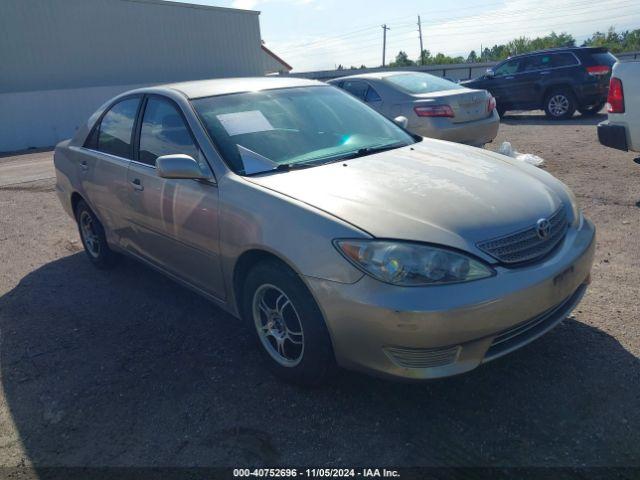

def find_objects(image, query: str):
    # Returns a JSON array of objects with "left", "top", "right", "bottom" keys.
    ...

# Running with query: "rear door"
[
  {"left": 125, "top": 95, "right": 225, "bottom": 298},
  {"left": 80, "top": 96, "right": 141, "bottom": 243},
  {"left": 516, "top": 54, "right": 553, "bottom": 106}
]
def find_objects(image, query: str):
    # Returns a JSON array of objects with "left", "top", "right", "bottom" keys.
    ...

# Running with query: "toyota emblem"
[{"left": 536, "top": 218, "right": 551, "bottom": 239}]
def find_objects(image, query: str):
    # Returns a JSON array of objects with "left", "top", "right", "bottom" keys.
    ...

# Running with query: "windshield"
[
  {"left": 385, "top": 73, "right": 462, "bottom": 94},
  {"left": 191, "top": 86, "right": 415, "bottom": 174}
]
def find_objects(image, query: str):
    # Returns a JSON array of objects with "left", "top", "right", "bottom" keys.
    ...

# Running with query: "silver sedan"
[
  {"left": 54, "top": 77, "right": 594, "bottom": 384},
  {"left": 329, "top": 72, "right": 500, "bottom": 147}
]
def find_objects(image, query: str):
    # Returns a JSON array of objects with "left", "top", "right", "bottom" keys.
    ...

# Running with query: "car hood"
[{"left": 246, "top": 140, "right": 563, "bottom": 256}]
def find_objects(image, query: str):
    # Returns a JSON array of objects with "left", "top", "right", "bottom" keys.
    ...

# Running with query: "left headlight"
[{"left": 334, "top": 240, "right": 495, "bottom": 286}]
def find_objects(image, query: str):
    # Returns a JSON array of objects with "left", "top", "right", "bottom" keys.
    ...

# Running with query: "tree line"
[{"left": 336, "top": 27, "right": 640, "bottom": 70}]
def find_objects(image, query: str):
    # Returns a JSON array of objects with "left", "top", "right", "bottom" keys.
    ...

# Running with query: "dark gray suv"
[{"left": 463, "top": 47, "right": 617, "bottom": 119}]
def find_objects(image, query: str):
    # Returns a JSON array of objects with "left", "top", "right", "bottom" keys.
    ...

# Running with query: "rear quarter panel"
[{"left": 53, "top": 140, "right": 80, "bottom": 219}]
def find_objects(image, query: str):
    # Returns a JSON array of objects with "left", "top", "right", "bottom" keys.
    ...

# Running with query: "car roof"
[
  {"left": 160, "top": 76, "right": 326, "bottom": 99},
  {"left": 507, "top": 46, "right": 608, "bottom": 60},
  {"left": 329, "top": 71, "right": 423, "bottom": 82}
]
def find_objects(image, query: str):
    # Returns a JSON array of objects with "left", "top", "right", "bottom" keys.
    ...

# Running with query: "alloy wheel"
[
  {"left": 79, "top": 210, "right": 101, "bottom": 258},
  {"left": 548, "top": 94, "right": 569, "bottom": 117},
  {"left": 252, "top": 284, "right": 304, "bottom": 367}
]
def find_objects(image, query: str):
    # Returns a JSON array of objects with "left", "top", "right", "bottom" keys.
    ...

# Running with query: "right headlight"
[{"left": 334, "top": 240, "right": 495, "bottom": 286}]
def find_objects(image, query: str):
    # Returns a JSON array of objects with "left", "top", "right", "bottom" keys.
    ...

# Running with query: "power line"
[
  {"left": 277, "top": 0, "right": 637, "bottom": 56},
  {"left": 282, "top": 0, "right": 638, "bottom": 59},
  {"left": 306, "top": 11, "right": 638, "bottom": 69}
]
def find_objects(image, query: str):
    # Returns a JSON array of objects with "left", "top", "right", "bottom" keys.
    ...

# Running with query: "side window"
[
  {"left": 342, "top": 81, "right": 368, "bottom": 100},
  {"left": 95, "top": 98, "right": 140, "bottom": 159},
  {"left": 551, "top": 53, "right": 579, "bottom": 67},
  {"left": 138, "top": 97, "right": 199, "bottom": 166},
  {"left": 494, "top": 59, "right": 522, "bottom": 76},
  {"left": 365, "top": 85, "right": 382, "bottom": 103},
  {"left": 522, "top": 55, "right": 552, "bottom": 72}
]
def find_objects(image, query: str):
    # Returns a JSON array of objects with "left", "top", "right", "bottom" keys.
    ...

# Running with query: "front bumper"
[
  {"left": 306, "top": 219, "right": 595, "bottom": 380},
  {"left": 598, "top": 121, "right": 628, "bottom": 152},
  {"left": 410, "top": 111, "right": 500, "bottom": 147}
]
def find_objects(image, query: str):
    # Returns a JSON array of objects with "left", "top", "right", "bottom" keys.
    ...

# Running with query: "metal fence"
[{"left": 286, "top": 51, "right": 640, "bottom": 82}]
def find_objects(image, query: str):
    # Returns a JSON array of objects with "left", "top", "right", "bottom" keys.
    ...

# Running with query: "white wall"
[
  {"left": 0, "top": 0, "right": 265, "bottom": 152},
  {"left": 0, "top": 84, "right": 148, "bottom": 152}
]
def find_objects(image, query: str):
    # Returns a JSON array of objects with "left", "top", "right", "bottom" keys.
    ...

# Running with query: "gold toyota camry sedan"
[{"left": 54, "top": 77, "right": 595, "bottom": 384}]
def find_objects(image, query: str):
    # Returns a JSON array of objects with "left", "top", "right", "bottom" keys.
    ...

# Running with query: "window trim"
[
  {"left": 494, "top": 52, "right": 581, "bottom": 77},
  {"left": 83, "top": 94, "right": 143, "bottom": 160},
  {"left": 520, "top": 52, "right": 581, "bottom": 72}
]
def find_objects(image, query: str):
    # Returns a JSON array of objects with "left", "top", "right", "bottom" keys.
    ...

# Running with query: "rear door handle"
[
  {"left": 505, "top": 76, "right": 515, "bottom": 80},
  {"left": 131, "top": 178, "right": 144, "bottom": 191},
  {"left": 540, "top": 71, "right": 551, "bottom": 75}
]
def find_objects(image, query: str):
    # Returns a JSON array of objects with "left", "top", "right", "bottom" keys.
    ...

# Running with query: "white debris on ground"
[{"left": 498, "top": 141, "right": 545, "bottom": 167}]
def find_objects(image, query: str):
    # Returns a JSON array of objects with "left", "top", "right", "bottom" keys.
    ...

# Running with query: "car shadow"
[
  {"left": 1, "top": 254, "right": 638, "bottom": 468},
  {"left": 501, "top": 112, "right": 607, "bottom": 126}
]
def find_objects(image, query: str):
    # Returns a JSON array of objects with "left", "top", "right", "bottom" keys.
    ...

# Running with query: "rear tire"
[
  {"left": 75, "top": 200, "right": 119, "bottom": 269},
  {"left": 544, "top": 89, "right": 576, "bottom": 120},
  {"left": 242, "top": 259, "right": 335, "bottom": 385},
  {"left": 578, "top": 102, "right": 605, "bottom": 116}
]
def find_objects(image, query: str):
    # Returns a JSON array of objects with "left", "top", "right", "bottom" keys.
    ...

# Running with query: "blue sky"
[{"left": 174, "top": 0, "right": 640, "bottom": 72}]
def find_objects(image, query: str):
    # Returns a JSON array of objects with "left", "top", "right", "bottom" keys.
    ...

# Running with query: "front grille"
[
  {"left": 484, "top": 283, "right": 587, "bottom": 362},
  {"left": 384, "top": 345, "right": 460, "bottom": 369},
  {"left": 477, "top": 207, "right": 568, "bottom": 264}
]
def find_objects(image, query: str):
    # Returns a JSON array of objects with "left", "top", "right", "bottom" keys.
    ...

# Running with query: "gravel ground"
[{"left": 0, "top": 112, "right": 638, "bottom": 472}]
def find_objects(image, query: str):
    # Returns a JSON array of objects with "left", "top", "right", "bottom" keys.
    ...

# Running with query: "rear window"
[
  {"left": 589, "top": 52, "right": 617, "bottom": 66},
  {"left": 551, "top": 53, "right": 579, "bottom": 67},
  {"left": 94, "top": 97, "right": 140, "bottom": 159},
  {"left": 385, "top": 73, "right": 461, "bottom": 94},
  {"left": 342, "top": 80, "right": 369, "bottom": 100}
]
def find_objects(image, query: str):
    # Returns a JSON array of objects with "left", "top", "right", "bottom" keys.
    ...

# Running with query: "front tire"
[
  {"left": 242, "top": 259, "right": 335, "bottom": 385},
  {"left": 544, "top": 89, "right": 576, "bottom": 120},
  {"left": 75, "top": 200, "right": 118, "bottom": 269}
]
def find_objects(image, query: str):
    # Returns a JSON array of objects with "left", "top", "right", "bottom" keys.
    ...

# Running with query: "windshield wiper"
[
  {"left": 337, "top": 142, "right": 407, "bottom": 161},
  {"left": 274, "top": 162, "right": 316, "bottom": 171}
]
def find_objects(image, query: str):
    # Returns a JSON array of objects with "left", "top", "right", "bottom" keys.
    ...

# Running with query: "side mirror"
[
  {"left": 485, "top": 69, "right": 495, "bottom": 78},
  {"left": 156, "top": 154, "right": 207, "bottom": 180},
  {"left": 393, "top": 116, "right": 409, "bottom": 129}
]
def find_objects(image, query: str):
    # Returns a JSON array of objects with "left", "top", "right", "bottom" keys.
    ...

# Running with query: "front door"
[
  {"left": 124, "top": 95, "right": 225, "bottom": 299},
  {"left": 488, "top": 57, "right": 528, "bottom": 108}
]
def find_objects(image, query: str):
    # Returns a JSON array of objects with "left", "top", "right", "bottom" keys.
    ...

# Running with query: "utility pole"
[
  {"left": 417, "top": 15, "right": 424, "bottom": 65},
  {"left": 381, "top": 24, "right": 390, "bottom": 67}
]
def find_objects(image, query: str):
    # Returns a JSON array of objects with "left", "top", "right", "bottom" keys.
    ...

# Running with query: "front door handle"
[
  {"left": 131, "top": 178, "right": 144, "bottom": 191},
  {"left": 540, "top": 71, "right": 551, "bottom": 75},
  {"left": 505, "top": 76, "right": 515, "bottom": 80},
  {"left": 80, "top": 160, "right": 89, "bottom": 172}
]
